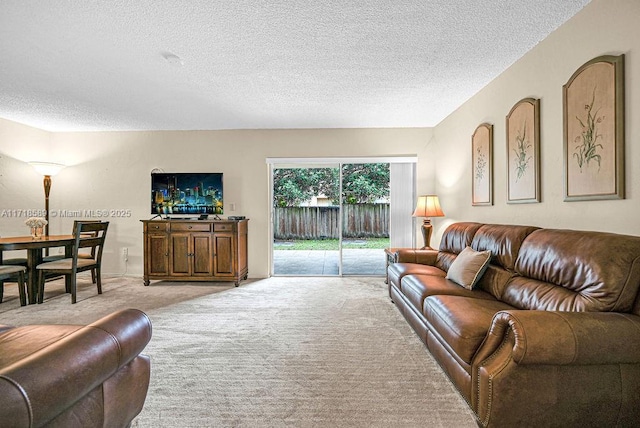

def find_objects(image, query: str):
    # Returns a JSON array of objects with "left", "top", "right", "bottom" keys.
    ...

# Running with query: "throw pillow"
[{"left": 446, "top": 246, "right": 491, "bottom": 290}]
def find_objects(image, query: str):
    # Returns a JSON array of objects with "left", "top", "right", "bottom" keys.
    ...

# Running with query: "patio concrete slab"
[{"left": 273, "top": 249, "right": 386, "bottom": 276}]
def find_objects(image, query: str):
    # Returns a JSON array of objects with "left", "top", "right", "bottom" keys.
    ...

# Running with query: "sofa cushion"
[
  {"left": 436, "top": 222, "right": 484, "bottom": 271},
  {"left": 459, "top": 224, "right": 539, "bottom": 301},
  {"left": 512, "top": 229, "right": 640, "bottom": 311},
  {"left": 439, "top": 222, "right": 484, "bottom": 254},
  {"left": 475, "top": 264, "right": 516, "bottom": 300},
  {"left": 423, "top": 295, "right": 514, "bottom": 365},
  {"left": 401, "top": 274, "right": 496, "bottom": 310},
  {"left": 446, "top": 246, "right": 491, "bottom": 289},
  {"left": 471, "top": 224, "right": 539, "bottom": 271},
  {"left": 0, "top": 325, "right": 82, "bottom": 367}
]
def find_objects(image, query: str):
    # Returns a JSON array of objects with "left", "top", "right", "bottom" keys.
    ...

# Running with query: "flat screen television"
[{"left": 151, "top": 173, "right": 223, "bottom": 216}]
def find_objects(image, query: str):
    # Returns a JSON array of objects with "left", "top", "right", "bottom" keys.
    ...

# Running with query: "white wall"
[
  {"left": 430, "top": 0, "right": 640, "bottom": 245},
  {"left": 0, "top": 125, "right": 433, "bottom": 277}
]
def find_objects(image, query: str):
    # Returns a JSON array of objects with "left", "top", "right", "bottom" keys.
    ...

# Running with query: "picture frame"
[
  {"left": 506, "top": 98, "right": 540, "bottom": 203},
  {"left": 472, "top": 123, "right": 493, "bottom": 206},
  {"left": 563, "top": 54, "right": 625, "bottom": 201}
]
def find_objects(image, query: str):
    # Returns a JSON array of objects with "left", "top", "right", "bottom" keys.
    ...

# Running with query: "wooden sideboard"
[{"left": 141, "top": 219, "right": 248, "bottom": 286}]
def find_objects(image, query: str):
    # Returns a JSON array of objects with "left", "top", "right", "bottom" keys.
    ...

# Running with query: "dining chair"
[
  {"left": 43, "top": 219, "right": 100, "bottom": 283},
  {"left": 36, "top": 221, "right": 109, "bottom": 304},
  {"left": 0, "top": 236, "right": 28, "bottom": 268},
  {"left": 0, "top": 265, "right": 27, "bottom": 306}
]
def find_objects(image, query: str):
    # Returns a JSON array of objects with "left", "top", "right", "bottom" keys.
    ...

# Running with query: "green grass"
[{"left": 274, "top": 238, "right": 389, "bottom": 250}]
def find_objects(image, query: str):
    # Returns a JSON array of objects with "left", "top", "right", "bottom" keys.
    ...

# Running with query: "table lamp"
[
  {"left": 29, "top": 161, "right": 65, "bottom": 239},
  {"left": 412, "top": 195, "right": 445, "bottom": 249}
]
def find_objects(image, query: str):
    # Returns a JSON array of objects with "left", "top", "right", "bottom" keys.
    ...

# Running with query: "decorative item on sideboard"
[{"left": 412, "top": 195, "right": 445, "bottom": 249}]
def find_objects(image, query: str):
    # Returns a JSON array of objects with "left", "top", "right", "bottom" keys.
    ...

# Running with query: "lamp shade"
[
  {"left": 412, "top": 195, "right": 445, "bottom": 218},
  {"left": 29, "top": 161, "right": 65, "bottom": 176}
]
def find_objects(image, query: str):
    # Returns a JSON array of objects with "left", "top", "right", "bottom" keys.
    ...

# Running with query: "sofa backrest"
[
  {"left": 507, "top": 229, "right": 640, "bottom": 312},
  {"left": 470, "top": 224, "right": 540, "bottom": 299},
  {"left": 436, "top": 222, "right": 538, "bottom": 300},
  {"left": 436, "top": 222, "right": 483, "bottom": 271}
]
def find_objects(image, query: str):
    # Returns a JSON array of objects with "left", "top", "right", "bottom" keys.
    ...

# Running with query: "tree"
[
  {"left": 341, "top": 164, "right": 389, "bottom": 204},
  {"left": 273, "top": 164, "right": 389, "bottom": 207},
  {"left": 273, "top": 168, "right": 337, "bottom": 207}
]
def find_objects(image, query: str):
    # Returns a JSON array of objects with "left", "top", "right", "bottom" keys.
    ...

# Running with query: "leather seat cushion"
[
  {"left": 423, "top": 295, "right": 514, "bottom": 364},
  {"left": 401, "top": 274, "right": 496, "bottom": 311},
  {"left": 0, "top": 325, "right": 81, "bottom": 367}
]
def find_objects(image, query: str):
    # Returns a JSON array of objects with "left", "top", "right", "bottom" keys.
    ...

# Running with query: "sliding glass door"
[
  {"left": 269, "top": 157, "right": 415, "bottom": 277},
  {"left": 272, "top": 164, "right": 341, "bottom": 275},
  {"left": 341, "top": 163, "right": 389, "bottom": 275}
]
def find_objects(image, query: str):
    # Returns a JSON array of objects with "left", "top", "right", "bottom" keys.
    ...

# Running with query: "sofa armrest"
[
  {"left": 88, "top": 307, "right": 153, "bottom": 365},
  {"left": 0, "top": 308, "right": 152, "bottom": 427},
  {"left": 476, "top": 310, "right": 640, "bottom": 366},
  {"left": 395, "top": 248, "right": 438, "bottom": 265},
  {"left": 472, "top": 310, "right": 640, "bottom": 426}
]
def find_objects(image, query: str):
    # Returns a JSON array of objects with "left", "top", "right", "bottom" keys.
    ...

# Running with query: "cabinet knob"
[{"left": 188, "top": 225, "right": 192, "bottom": 229}]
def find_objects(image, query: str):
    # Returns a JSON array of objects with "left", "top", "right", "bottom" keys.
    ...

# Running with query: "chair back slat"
[
  {"left": 75, "top": 221, "right": 104, "bottom": 234},
  {"left": 73, "top": 219, "right": 100, "bottom": 257},
  {"left": 72, "top": 222, "right": 109, "bottom": 267},
  {"left": 78, "top": 237, "right": 103, "bottom": 248}
]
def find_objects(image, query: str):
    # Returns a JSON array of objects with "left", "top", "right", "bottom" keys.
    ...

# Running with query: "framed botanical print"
[
  {"left": 506, "top": 98, "right": 540, "bottom": 203},
  {"left": 563, "top": 54, "right": 625, "bottom": 201},
  {"left": 472, "top": 123, "right": 493, "bottom": 206}
]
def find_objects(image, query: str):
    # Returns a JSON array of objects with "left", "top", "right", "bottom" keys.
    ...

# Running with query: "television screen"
[{"left": 151, "top": 173, "right": 223, "bottom": 215}]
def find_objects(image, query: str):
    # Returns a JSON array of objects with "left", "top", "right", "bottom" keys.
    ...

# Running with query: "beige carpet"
[
  {"left": 0, "top": 274, "right": 235, "bottom": 325},
  {"left": 0, "top": 275, "right": 476, "bottom": 427}
]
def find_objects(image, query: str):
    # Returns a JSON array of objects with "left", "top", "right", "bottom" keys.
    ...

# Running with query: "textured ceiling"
[{"left": 0, "top": 0, "right": 591, "bottom": 132}]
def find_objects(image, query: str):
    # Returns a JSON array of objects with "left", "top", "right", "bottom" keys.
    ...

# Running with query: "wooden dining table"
[{"left": 0, "top": 235, "right": 75, "bottom": 304}]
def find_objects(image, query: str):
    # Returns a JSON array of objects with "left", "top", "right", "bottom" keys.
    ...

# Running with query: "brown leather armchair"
[{"left": 0, "top": 308, "right": 152, "bottom": 427}]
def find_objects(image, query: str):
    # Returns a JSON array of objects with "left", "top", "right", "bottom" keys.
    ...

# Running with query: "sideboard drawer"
[
  {"left": 170, "top": 222, "right": 212, "bottom": 232},
  {"left": 146, "top": 222, "right": 168, "bottom": 232},
  {"left": 214, "top": 223, "right": 234, "bottom": 232}
]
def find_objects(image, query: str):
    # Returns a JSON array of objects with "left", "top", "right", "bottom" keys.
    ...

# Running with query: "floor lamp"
[
  {"left": 412, "top": 195, "right": 445, "bottom": 249},
  {"left": 29, "top": 162, "right": 65, "bottom": 245}
]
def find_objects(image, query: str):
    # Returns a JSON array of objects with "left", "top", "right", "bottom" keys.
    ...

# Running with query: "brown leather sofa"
[
  {"left": 388, "top": 222, "right": 640, "bottom": 427},
  {"left": 0, "top": 309, "right": 152, "bottom": 427}
]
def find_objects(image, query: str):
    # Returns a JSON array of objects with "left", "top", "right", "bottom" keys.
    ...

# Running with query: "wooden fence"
[{"left": 274, "top": 204, "right": 389, "bottom": 239}]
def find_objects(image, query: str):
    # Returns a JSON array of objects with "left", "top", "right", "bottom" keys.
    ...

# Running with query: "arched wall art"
[
  {"left": 563, "top": 54, "right": 625, "bottom": 201},
  {"left": 506, "top": 98, "right": 540, "bottom": 204},
  {"left": 472, "top": 123, "right": 493, "bottom": 206}
]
